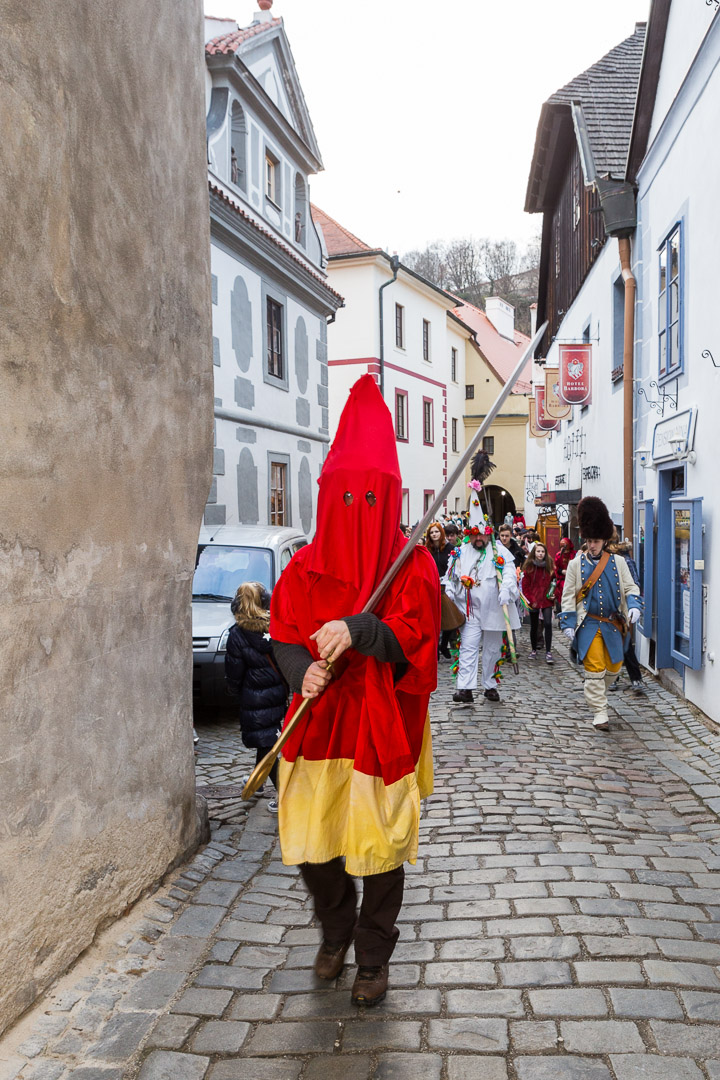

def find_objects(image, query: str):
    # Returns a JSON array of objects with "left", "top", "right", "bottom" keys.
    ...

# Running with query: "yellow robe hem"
[{"left": 278, "top": 714, "right": 434, "bottom": 877}]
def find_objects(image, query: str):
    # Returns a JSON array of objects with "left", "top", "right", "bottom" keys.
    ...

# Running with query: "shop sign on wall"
[
  {"left": 535, "top": 387, "right": 561, "bottom": 431},
  {"left": 544, "top": 367, "right": 572, "bottom": 419},
  {"left": 559, "top": 345, "right": 592, "bottom": 405}
]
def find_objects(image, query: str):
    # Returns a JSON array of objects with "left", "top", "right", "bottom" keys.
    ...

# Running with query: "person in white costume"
[{"left": 444, "top": 502, "right": 520, "bottom": 704}]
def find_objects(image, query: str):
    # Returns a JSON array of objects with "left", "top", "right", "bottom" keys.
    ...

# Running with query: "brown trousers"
[{"left": 300, "top": 857, "right": 404, "bottom": 966}]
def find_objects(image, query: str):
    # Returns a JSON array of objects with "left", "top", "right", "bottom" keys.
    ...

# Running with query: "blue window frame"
[
  {"left": 658, "top": 222, "right": 683, "bottom": 382},
  {"left": 670, "top": 497, "right": 703, "bottom": 670}
]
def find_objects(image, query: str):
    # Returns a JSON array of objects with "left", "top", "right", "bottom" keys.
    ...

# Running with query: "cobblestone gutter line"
[{"left": 2, "top": 633, "right": 720, "bottom": 1080}]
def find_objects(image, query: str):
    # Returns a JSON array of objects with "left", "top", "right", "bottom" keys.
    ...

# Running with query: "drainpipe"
[
  {"left": 378, "top": 255, "right": 400, "bottom": 399},
  {"left": 618, "top": 237, "right": 636, "bottom": 544}
]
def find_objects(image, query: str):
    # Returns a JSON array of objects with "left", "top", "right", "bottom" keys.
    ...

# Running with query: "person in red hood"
[{"left": 270, "top": 375, "right": 440, "bottom": 1007}]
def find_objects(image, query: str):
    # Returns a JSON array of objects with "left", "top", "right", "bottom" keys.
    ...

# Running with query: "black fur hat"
[{"left": 577, "top": 496, "right": 614, "bottom": 541}]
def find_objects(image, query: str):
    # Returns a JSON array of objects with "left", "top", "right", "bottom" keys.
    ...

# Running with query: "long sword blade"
[{"left": 363, "top": 321, "right": 547, "bottom": 613}]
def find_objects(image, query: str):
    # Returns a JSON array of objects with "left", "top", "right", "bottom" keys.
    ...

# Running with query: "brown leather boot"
[
  {"left": 314, "top": 936, "right": 353, "bottom": 980},
  {"left": 351, "top": 963, "right": 389, "bottom": 1006}
]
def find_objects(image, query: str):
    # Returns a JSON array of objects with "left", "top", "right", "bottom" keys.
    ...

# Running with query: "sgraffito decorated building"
[{"left": 204, "top": 1, "right": 342, "bottom": 537}]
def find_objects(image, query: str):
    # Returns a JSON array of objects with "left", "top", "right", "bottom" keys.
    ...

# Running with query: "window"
[
  {"left": 451, "top": 347, "right": 458, "bottom": 383},
  {"left": 269, "top": 461, "right": 287, "bottom": 526},
  {"left": 401, "top": 489, "right": 409, "bottom": 524},
  {"left": 572, "top": 156, "right": 581, "bottom": 230},
  {"left": 266, "top": 297, "right": 284, "bottom": 379},
  {"left": 395, "top": 304, "right": 404, "bottom": 348},
  {"left": 265, "top": 152, "right": 279, "bottom": 205},
  {"left": 424, "top": 490, "right": 435, "bottom": 514},
  {"left": 451, "top": 418, "right": 458, "bottom": 453},
  {"left": 659, "top": 223, "right": 682, "bottom": 380},
  {"left": 422, "top": 319, "right": 431, "bottom": 361},
  {"left": 482, "top": 436, "right": 494, "bottom": 455},
  {"left": 612, "top": 277, "right": 625, "bottom": 383},
  {"left": 230, "top": 102, "right": 247, "bottom": 192},
  {"left": 423, "top": 398, "right": 434, "bottom": 445},
  {"left": 465, "top": 384, "right": 475, "bottom": 400},
  {"left": 395, "top": 390, "right": 408, "bottom": 441}
]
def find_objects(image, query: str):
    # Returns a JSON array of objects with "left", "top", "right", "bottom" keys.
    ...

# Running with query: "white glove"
[
  {"left": 564, "top": 627, "right": 576, "bottom": 641},
  {"left": 498, "top": 590, "right": 510, "bottom": 606},
  {"left": 628, "top": 607, "right": 641, "bottom": 625}
]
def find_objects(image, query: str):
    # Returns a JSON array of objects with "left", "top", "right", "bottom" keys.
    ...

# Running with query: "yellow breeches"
[{"left": 584, "top": 629, "right": 623, "bottom": 674}]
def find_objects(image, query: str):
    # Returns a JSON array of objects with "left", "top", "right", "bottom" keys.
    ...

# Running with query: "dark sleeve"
[
  {"left": 224, "top": 629, "right": 245, "bottom": 698},
  {"left": 272, "top": 640, "right": 314, "bottom": 694},
  {"left": 344, "top": 613, "right": 407, "bottom": 664}
]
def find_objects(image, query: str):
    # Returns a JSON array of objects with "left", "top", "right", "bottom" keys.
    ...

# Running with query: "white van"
[{"left": 192, "top": 524, "right": 307, "bottom": 705}]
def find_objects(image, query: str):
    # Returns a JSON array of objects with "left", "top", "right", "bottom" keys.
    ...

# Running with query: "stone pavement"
[{"left": 4, "top": 629, "right": 720, "bottom": 1080}]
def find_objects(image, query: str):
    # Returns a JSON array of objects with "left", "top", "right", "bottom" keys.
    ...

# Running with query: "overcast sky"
[{"left": 204, "top": 0, "right": 651, "bottom": 256}]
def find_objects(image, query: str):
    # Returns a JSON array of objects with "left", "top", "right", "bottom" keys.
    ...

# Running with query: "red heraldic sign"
[
  {"left": 535, "top": 387, "right": 560, "bottom": 431},
  {"left": 559, "top": 344, "right": 592, "bottom": 405}
]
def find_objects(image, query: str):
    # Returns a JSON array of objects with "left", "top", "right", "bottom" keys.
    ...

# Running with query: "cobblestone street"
[{"left": 4, "top": 631, "right": 720, "bottom": 1080}]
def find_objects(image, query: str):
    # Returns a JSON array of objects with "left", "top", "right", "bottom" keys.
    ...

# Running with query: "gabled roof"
[
  {"left": 205, "top": 15, "right": 323, "bottom": 169},
  {"left": 206, "top": 17, "right": 282, "bottom": 53},
  {"left": 310, "top": 205, "right": 378, "bottom": 257},
  {"left": 526, "top": 23, "right": 646, "bottom": 213},
  {"left": 453, "top": 298, "right": 532, "bottom": 395}
]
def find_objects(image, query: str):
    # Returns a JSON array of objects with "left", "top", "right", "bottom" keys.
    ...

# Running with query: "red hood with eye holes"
[{"left": 303, "top": 374, "right": 405, "bottom": 613}]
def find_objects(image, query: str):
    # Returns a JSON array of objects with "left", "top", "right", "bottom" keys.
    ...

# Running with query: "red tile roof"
[
  {"left": 206, "top": 17, "right": 282, "bottom": 55},
  {"left": 453, "top": 298, "right": 532, "bottom": 394},
  {"left": 311, "top": 205, "right": 377, "bottom": 257},
  {"left": 209, "top": 182, "right": 344, "bottom": 307}
]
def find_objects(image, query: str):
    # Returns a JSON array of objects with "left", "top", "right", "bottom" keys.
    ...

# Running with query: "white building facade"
[
  {"left": 203, "top": 6, "right": 342, "bottom": 537},
  {"left": 630, "top": 3, "right": 720, "bottom": 711},
  {"left": 311, "top": 209, "right": 469, "bottom": 526}
]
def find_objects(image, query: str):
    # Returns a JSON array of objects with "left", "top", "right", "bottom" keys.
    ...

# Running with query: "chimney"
[
  {"left": 253, "top": 0, "right": 274, "bottom": 23},
  {"left": 529, "top": 302, "right": 538, "bottom": 338},
  {"left": 485, "top": 296, "right": 515, "bottom": 341}
]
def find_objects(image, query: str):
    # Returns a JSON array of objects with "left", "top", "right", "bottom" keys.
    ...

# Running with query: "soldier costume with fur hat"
[{"left": 558, "top": 497, "right": 641, "bottom": 730}]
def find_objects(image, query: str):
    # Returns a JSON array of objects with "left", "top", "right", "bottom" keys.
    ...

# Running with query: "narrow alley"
[{"left": 4, "top": 633, "right": 720, "bottom": 1080}]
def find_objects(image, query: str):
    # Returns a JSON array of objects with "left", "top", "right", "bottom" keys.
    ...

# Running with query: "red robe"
[{"left": 270, "top": 374, "right": 440, "bottom": 875}]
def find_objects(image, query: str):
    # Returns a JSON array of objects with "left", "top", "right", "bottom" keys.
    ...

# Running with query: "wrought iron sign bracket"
[
  {"left": 637, "top": 379, "right": 678, "bottom": 416},
  {"left": 703, "top": 349, "right": 719, "bottom": 368}
]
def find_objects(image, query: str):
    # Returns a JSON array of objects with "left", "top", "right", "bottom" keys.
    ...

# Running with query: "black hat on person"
[{"left": 577, "top": 496, "right": 614, "bottom": 541}]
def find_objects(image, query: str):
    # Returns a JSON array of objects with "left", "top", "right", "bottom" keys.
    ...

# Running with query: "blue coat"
[{"left": 559, "top": 552, "right": 642, "bottom": 665}]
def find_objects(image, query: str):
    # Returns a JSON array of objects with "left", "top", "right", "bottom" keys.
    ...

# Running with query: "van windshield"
[{"left": 192, "top": 545, "right": 273, "bottom": 600}]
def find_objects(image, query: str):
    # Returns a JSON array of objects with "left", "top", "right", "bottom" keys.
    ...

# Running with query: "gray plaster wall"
[{"left": 0, "top": 0, "right": 213, "bottom": 1035}]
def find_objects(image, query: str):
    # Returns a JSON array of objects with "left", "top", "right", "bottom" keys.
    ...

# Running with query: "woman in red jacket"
[
  {"left": 553, "top": 537, "right": 575, "bottom": 612},
  {"left": 521, "top": 542, "right": 556, "bottom": 664}
]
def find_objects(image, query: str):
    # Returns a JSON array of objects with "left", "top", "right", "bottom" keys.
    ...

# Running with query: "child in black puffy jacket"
[{"left": 225, "top": 581, "right": 287, "bottom": 811}]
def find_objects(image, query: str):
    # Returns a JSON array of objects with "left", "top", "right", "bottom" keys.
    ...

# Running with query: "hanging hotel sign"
[
  {"left": 544, "top": 367, "right": 572, "bottom": 419},
  {"left": 559, "top": 344, "right": 592, "bottom": 405},
  {"left": 535, "top": 387, "right": 561, "bottom": 431},
  {"left": 528, "top": 397, "right": 549, "bottom": 439}
]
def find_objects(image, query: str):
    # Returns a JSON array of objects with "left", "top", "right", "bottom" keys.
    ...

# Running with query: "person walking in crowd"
[
  {"left": 225, "top": 581, "right": 287, "bottom": 813},
  {"left": 553, "top": 537, "right": 576, "bottom": 613},
  {"left": 444, "top": 522, "right": 460, "bottom": 547},
  {"left": 521, "top": 541, "right": 556, "bottom": 664},
  {"left": 270, "top": 375, "right": 440, "bottom": 1007},
  {"left": 609, "top": 538, "right": 646, "bottom": 694},
  {"left": 445, "top": 512, "right": 520, "bottom": 705},
  {"left": 426, "top": 521, "right": 455, "bottom": 659},
  {"left": 559, "top": 497, "right": 641, "bottom": 730},
  {"left": 498, "top": 523, "right": 525, "bottom": 573}
]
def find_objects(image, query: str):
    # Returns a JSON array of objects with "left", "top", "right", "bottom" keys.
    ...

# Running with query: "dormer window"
[{"left": 265, "top": 152, "right": 280, "bottom": 206}]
